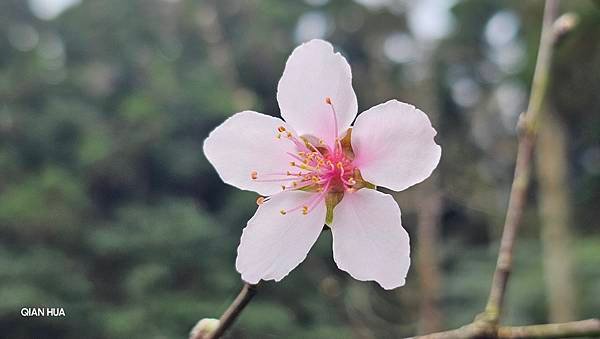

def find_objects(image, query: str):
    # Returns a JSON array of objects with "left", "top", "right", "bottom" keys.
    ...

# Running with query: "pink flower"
[{"left": 203, "top": 39, "right": 441, "bottom": 289}]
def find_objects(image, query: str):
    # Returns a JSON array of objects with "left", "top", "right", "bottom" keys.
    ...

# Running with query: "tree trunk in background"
[
  {"left": 412, "top": 52, "right": 444, "bottom": 334},
  {"left": 535, "top": 108, "right": 577, "bottom": 322},
  {"left": 416, "top": 183, "right": 444, "bottom": 333}
]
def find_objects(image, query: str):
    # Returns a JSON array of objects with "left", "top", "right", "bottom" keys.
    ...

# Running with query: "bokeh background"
[{"left": 1, "top": 0, "right": 599, "bottom": 338}]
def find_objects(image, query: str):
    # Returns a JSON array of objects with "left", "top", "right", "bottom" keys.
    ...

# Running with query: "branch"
[
  {"left": 190, "top": 283, "right": 258, "bottom": 339},
  {"left": 415, "top": 319, "right": 600, "bottom": 339},
  {"left": 497, "top": 319, "right": 600, "bottom": 339},
  {"left": 483, "top": 0, "right": 559, "bottom": 321}
]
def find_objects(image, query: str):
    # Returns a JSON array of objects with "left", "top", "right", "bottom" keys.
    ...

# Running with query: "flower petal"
[
  {"left": 236, "top": 191, "right": 326, "bottom": 284},
  {"left": 203, "top": 111, "right": 298, "bottom": 196},
  {"left": 277, "top": 39, "right": 358, "bottom": 147},
  {"left": 331, "top": 189, "right": 410, "bottom": 290},
  {"left": 351, "top": 100, "right": 441, "bottom": 191}
]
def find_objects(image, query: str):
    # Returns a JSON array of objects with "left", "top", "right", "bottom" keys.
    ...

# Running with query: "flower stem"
[{"left": 191, "top": 283, "right": 258, "bottom": 339}]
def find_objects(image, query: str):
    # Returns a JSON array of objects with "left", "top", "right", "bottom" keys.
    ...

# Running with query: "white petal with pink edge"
[
  {"left": 277, "top": 39, "right": 358, "bottom": 148},
  {"left": 236, "top": 191, "right": 327, "bottom": 284},
  {"left": 351, "top": 100, "right": 441, "bottom": 192},
  {"left": 203, "top": 111, "right": 298, "bottom": 196},
  {"left": 331, "top": 189, "right": 410, "bottom": 290}
]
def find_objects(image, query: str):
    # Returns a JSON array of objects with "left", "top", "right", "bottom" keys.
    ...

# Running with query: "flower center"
[
  {"left": 251, "top": 126, "right": 357, "bottom": 216},
  {"left": 250, "top": 97, "right": 375, "bottom": 218},
  {"left": 250, "top": 98, "right": 368, "bottom": 216}
]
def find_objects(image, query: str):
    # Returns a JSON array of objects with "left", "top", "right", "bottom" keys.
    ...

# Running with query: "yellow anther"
[
  {"left": 325, "top": 96, "right": 332, "bottom": 104},
  {"left": 312, "top": 176, "right": 320, "bottom": 183},
  {"left": 277, "top": 126, "right": 286, "bottom": 132},
  {"left": 256, "top": 196, "right": 265, "bottom": 205},
  {"left": 290, "top": 161, "right": 296, "bottom": 166},
  {"left": 251, "top": 170, "right": 258, "bottom": 180},
  {"left": 292, "top": 182, "right": 298, "bottom": 188},
  {"left": 280, "top": 209, "right": 287, "bottom": 215},
  {"left": 286, "top": 132, "right": 292, "bottom": 138},
  {"left": 302, "top": 206, "right": 309, "bottom": 215},
  {"left": 276, "top": 134, "right": 281, "bottom": 139},
  {"left": 319, "top": 139, "right": 325, "bottom": 145},
  {"left": 337, "top": 162, "right": 343, "bottom": 169}
]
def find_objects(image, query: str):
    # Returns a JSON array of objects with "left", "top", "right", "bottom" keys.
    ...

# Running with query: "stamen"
[
  {"left": 252, "top": 177, "right": 299, "bottom": 183},
  {"left": 251, "top": 170, "right": 258, "bottom": 180},
  {"left": 283, "top": 191, "right": 324, "bottom": 216},
  {"left": 264, "top": 113, "right": 360, "bottom": 215},
  {"left": 287, "top": 152, "right": 305, "bottom": 163},
  {"left": 277, "top": 128, "right": 311, "bottom": 152},
  {"left": 302, "top": 182, "right": 330, "bottom": 215},
  {"left": 325, "top": 96, "right": 339, "bottom": 141}
]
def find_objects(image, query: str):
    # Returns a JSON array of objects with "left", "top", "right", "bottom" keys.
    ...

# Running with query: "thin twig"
[
  {"left": 483, "top": 0, "right": 559, "bottom": 322},
  {"left": 191, "top": 283, "right": 257, "bottom": 339}
]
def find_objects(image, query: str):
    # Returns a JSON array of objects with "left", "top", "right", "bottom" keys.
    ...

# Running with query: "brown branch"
[
  {"left": 415, "top": 319, "right": 600, "bottom": 339},
  {"left": 190, "top": 283, "right": 258, "bottom": 339},
  {"left": 497, "top": 319, "right": 600, "bottom": 339}
]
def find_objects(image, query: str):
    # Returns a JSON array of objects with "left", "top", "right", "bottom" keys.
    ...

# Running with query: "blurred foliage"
[{"left": 0, "top": 0, "right": 599, "bottom": 338}]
